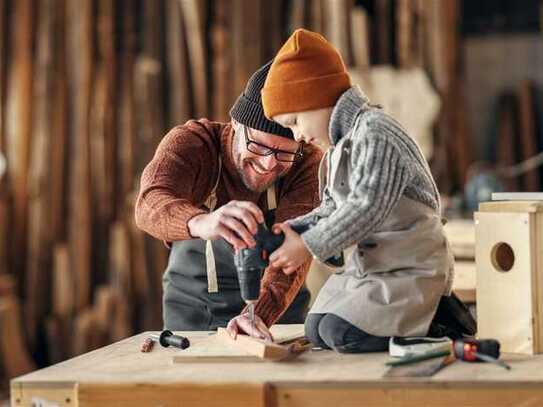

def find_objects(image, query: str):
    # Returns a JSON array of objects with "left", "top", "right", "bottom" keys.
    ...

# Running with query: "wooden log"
[
  {"left": 49, "top": 0, "right": 68, "bottom": 243},
  {"left": 66, "top": 0, "right": 93, "bottom": 311},
  {"left": 26, "top": 0, "right": 57, "bottom": 345},
  {"left": 0, "top": 273, "right": 15, "bottom": 297},
  {"left": 179, "top": 0, "right": 208, "bottom": 117},
  {"left": 309, "top": 0, "right": 326, "bottom": 35},
  {"left": 109, "top": 222, "right": 131, "bottom": 298},
  {"left": 211, "top": 0, "right": 232, "bottom": 121},
  {"left": 117, "top": 0, "right": 136, "bottom": 201},
  {"left": 351, "top": 6, "right": 371, "bottom": 69},
  {"left": 0, "top": 296, "right": 36, "bottom": 379},
  {"left": 94, "top": 285, "right": 115, "bottom": 341},
  {"left": 261, "top": 1, "right": 283, "bottom": 61},
  {"left": 290, "top": 0, "right": 308, "bottom": 31},
  {"left": 73, "top": 308, "right": 101, "bottom": 355},
  {"left": 231, "top": 0, "right": 263, "bottom": 99},
  {"left": 396, "top": 0, "right": 413, "bottom": 68},
  {"left": 374, "top": 0, "right": 392, "bottom": 64},
  {"left": 324, "top": 0, "right": 354, "bottom": 67},
  {"left": 166, "top": 0, "right": 192, "bottom": 125},
  {"left": 52, "top": 243, "right": 74, "bottom": 318},
  {"left": 5, "top": 0, "right": 34, "bottom": 284},
  {"left": 517, "top": 81, "right": 539, "bottom": 191},
  {"left": 0, "top": 0, "right": 6, "bottom": 152}
]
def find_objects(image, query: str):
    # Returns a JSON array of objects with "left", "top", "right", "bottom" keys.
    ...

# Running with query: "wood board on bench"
[{"left": 172, "top": 324, "right": 305, "bottom": 363}]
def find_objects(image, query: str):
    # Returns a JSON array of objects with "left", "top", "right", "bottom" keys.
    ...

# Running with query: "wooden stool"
[{"left": 475, "top": 200, "right": 543, "bottom": 354}]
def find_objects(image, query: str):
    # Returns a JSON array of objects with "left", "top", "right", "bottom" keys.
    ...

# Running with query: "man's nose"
[{"left": 256, "top": 154, "right": 278, "bottom": 171}]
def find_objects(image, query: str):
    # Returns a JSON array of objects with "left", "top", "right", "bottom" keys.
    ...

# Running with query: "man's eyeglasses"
[{"left": 242, "top": 125, "right": 303, "bottom": 163}]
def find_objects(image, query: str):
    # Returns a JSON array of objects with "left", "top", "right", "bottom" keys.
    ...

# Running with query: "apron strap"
[
  {"left": 267, "top": 183, "right": 277, "bottom": 210},
  {"left": 204, "top": 157, "right": 222, "bottom": 294}
]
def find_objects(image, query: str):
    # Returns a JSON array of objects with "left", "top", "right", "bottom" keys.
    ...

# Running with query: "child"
[{"left": 262, "top": 29, "right": 472, "bottom": 353}]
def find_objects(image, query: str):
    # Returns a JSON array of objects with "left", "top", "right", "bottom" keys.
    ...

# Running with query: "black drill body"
[
  {"left": 234, "top": 223, "right": 285, "bottom": 302},
  {"left": 234, "top": 223, "right": 344, "bottom": 303}
]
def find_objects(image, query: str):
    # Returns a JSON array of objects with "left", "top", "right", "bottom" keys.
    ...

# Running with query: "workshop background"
[{"left": 1, "top": 0, "right": 543, "bottom": 399}]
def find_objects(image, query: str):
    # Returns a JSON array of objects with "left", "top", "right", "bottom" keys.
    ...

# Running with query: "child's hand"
[{"left": 269, "top": 223, "right": 311, "bottom": 274}]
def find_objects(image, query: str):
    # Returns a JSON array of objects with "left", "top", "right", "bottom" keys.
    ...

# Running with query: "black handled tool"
[{"left": 150, "top": 330, "right": 190, "bottom": 350}]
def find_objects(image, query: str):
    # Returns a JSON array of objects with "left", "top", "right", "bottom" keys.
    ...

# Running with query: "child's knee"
[{"left": 304, "top": 313, "right": 328, "bottom": 348}]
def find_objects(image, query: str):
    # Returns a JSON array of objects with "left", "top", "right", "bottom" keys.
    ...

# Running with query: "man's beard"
[{"left": 234, "top": 155, "right": 283, "bottom": 193}]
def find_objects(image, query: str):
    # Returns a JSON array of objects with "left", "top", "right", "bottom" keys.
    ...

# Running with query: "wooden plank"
[
  {"left": 374, "top": 0, "right": 391, "bottom": 64},
  {"left": 492, "top": 192, "right": 543, "bottom": 201},
  {"left": 269, "top": 383, "right": 543, "bottom": 407},
  {"left": 0, "top": 273, "right": 15, "bottom": 296},
  {"left": 179, "top": 0, "right": 208, "bottom": 118},
  {"left": 517, "top": 80, "right": 540, "bottom": 191},
  {"left": 26, "top": 0, "right": 56, "bottom": 345},
  {"left": 117, "top": 0, "right": 136, "bottom": 200},
  {"left": 66, "top": 0, "right": 93, "bottom": 311},
  {"left": 324, "top": 0, "right": 354, "bottom": 67},
  {"left": 396, "top": 0, "right": 413, "bottom": 68},
  {"left": 52, "top": 244, "right": 74, "bottom": 318},
  {"left": 479, "top": 201, "right": 543, "bottom": 213},
  {"left": 49, "top": 0, "right": 68, "bottom": 243},
  {"left": 443, "top": 219, "right": 475, "bottom": 260},
  {"left": 452, "top": 261, "right": 476, "bottom": 304},
  {"left": 78, "top": 383, "right": 264, "bottom": 407},
  {"left": 211, "top": 0, "right": 231, "bottom": 121},
  {"left": 215, "top": 328, "right": 292, "bottom": 361},
  {"left": 5, "top": 0, "right": 34, "bottom": 284},
  {"left": 350, "top": 7, "right": 370, "bottom": 69},
  {"left": 166, "top": 0, "right": 192, "bottom": 125},
  {"left": 173, "top": 325, "right": 305, "bottom": 363},
  {"left": 0, "top": 296, "right": 36, "bottom": 379},
  {"left": 231, "top": 0, "right": 262, "bottom": 100},
  {"left": 0, "top": 0, "right": 6, "bottom": 152}
]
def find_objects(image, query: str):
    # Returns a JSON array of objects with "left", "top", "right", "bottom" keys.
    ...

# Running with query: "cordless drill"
[
  {"left": 234, "top": 223, "right": 285, "bottom": 306},
  {"left": 234, "top": 223, "right": 344, "bottom": 316}
]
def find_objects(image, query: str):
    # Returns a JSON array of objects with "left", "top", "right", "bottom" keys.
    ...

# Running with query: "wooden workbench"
[{"left": 11, "top": 330, "right": 543, "bottom": 407}]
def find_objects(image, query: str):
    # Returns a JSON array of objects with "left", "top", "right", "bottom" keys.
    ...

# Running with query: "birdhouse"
[{"left": 475, "top": 200, "right": 543, "bottom": 354}]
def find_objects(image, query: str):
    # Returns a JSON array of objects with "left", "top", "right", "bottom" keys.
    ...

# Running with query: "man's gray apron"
[
  {"left": 309, "top": 136, "right": 454, "bottom": 337},
  {"left": 163, "top": 158, "right": 310, "bottom": 330}
]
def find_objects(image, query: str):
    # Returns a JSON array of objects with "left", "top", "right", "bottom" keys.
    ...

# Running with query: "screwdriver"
[{"left": 453, "top": 338, "right": 511, "bottom": 370}]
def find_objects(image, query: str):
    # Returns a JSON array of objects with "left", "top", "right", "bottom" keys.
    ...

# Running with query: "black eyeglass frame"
[{"left": 242, "top": 125, "right": 303, "bottom": 163}]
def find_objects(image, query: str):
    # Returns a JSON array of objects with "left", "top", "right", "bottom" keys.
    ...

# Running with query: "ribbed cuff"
[
  {"left": 251, "top": 291, "right": 283, "bottom": 327},
  {"left": 166, "top": 204, "right": 207, "bottom": 241}
]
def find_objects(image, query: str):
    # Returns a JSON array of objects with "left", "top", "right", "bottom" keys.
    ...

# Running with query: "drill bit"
[{"left": 248, "top": 302, "right": 255, "bottom": 337}]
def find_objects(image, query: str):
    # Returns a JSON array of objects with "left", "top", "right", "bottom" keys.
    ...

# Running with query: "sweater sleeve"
[
  {"left": 301, "top": 131, "right": 413, "bottom": 262},
  {"left": 251, "top": 145, "right": 322, "bottom": 326},
  {"left": 134, "top": 121, "right": 219, "bottom": 242}
]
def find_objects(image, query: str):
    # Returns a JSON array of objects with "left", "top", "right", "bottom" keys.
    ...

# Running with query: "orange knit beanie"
[{"left": 262, "top": 29, "right": 351, "bottom": 119}]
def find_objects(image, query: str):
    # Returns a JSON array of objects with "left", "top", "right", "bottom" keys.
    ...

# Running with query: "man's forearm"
[{"left": 252, "top": 260, "right": 311, "bottom": 326}]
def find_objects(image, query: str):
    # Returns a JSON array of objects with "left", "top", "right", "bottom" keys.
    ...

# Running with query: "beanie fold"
[{"left": 262, "top": 72, "right": 351, "bottom": 119}]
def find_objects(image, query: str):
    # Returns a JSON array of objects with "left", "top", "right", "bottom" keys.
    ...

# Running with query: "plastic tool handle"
[{"left": 159, "top": 330, "right": 190, "bottom": 349}]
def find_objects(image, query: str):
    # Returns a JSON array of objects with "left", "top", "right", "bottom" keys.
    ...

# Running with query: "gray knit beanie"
[{"left": 230, "top": 60, "right": 293, "bottom": 139}]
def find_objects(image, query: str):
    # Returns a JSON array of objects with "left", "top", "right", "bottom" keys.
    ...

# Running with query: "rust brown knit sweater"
[{"left": 135, "top": 119, "right": 322, "bottom": 326}]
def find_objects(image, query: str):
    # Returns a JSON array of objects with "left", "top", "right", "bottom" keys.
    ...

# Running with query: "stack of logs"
[{"left": 0, "top": 0, "right": 466, "bottom": 392}]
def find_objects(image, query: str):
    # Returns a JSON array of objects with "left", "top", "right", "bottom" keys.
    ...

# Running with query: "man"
[{"left": 135, "top": 61, "right": 322, "bottom": 339}]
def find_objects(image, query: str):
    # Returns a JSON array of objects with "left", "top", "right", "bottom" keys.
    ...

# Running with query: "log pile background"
[{"left": 2, "top": 0, "right": 529, "bottom": 394}]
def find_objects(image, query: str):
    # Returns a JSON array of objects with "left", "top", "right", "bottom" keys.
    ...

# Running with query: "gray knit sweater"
[{"left": 290, "top": 86, "right": 441, "bottom": 261}]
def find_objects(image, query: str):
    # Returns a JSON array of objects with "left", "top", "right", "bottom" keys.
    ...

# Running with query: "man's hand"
[
  {"left": 269, "top": 223, "right": 311, "bottom": 274},
  {"left": 226, "top": 312, "right": 274, "bottom": 342},
  {"left": 187, "top": 200, "right": 264, "bottom": 251}
]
